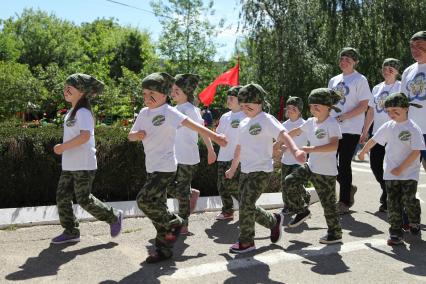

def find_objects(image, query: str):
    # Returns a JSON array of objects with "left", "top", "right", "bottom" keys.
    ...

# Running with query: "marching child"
[
  {"left": 215, "top": 86, "right": 246, "bottom": 220},
  {"left": 226, "top": 83, "right": 305, "bottom": 253},
  {"left": 168, "top": 73, "right": 217, "bottom": 234},
  {"left": 52, "top": 73, "right": 123, "bottom": 244},
  {"left": 128, "top": 72, "right": 227, "bottom": 263},
  {"left": 285, "top": 88, "right": 343, "bottom": 244},
  {"left": 358, "top": 92, "right": 424, "bottom": 245}
]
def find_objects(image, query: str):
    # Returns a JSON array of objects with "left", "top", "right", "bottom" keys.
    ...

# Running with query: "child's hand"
[
  {"left": 225, "top": 168, "right": 235, "bottom": 179},
  {"left": 207, "top": 150, "right": 217, "bottom": 165},
  {"left": 294, "top": 149, "right": 306, "bottom": 164},
  {"left": 53, "top": 144, "right": 64, "bottom": 155},
  {"left": 214, "top": 133, "right": 228, "bottom": 147},
  {"left": 359, "top": 133, "right": 368, "bottom": 144},
  {"left": 301, "top": 146, "right": 314, "bottom": 154},
  {"left": 133, "top": 130, "right": 146, "bottom": 141},
  {"left": 358, "top": 151, "right": 365, "bottom": 161},
  {"left": 391, "top": 166, "right": 402, "bottom": 176}
]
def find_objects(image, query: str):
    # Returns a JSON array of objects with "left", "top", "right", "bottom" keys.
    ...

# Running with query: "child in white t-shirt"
[
  {"left": 285, "top": 88, "right": 343, "bottom": 244},
  {"left": 226, "top": 83, "right": 305, "bottom": 253},
  {"left": 51, "top": 73, "right": 123, "bottom": 244},
  {"left": 358, "top": 92, "right": 425, "bottom": 246},
  {"left": 215, "top": 86, "right": 246, "bottom": 221},
  {"left": 168, "top": 73, "right": 217, "bottom": 235},
  {"left": 128, "top": 72, "right": 227, "bottom": 263}
]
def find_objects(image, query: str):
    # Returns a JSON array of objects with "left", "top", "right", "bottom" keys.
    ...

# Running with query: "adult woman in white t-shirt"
[{"left": 328, "top": 47, "right": 372, "bottom": 214}]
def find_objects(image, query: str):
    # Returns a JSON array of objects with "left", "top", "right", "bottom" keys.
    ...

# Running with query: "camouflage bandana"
[
  {"left": 286, "top": 96, "right": 303, "bottom": 111},
  {"left": 141, "top": 72, "right": 175, "bottom": 96},
  {"left": 174, "top": 73, "right": 200, "bottom": 103},
  {"left": 65, "top": 73, "right": 104, "bottom": 97},
  {"left": 382, "top": 58, "right": 401, "bottom": 72},
  {"left": 384, "top": 92, "right": 422, "bottom": 108},
  {"left": 339, "top": 47, "right": 359, "bottom": 62},
  {"left": 238, "top": 83, "right": 267, "bottom": 104},
  {"left": 308, "top": 88, "right": 342, "bottom": 113},
  {"left": 410, "top": 31, "right": 426, "bottom": 41},
  {"left": 226, "top": 85, "right": 242, "bottom": 97}
]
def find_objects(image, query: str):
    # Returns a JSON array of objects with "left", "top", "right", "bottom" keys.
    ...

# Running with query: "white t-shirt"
[
  {"left": 130, "top": 104, "right": 187, "bottom": 173},
  {"left": 237, "top": 112, "right": 286, "bottom": 173},
  {"left": 281, "top": 118, "right": 307, "bottom": 165},
  {"left": 300, "top": 116, "right": 342, "bottom": 176},
  {"left": 400, "top": 62, "right": 426, "bottom": 133},
  {"left": 373, "top": 119, "right": 425, "bottom": 181},
  {"left": 217, "top": 110, "right": 246, "bottom": 162},
  {"left": 369, "top": 81, "right": 401, "bottom": 134},
  {"left": 62, "top": 108, "right": 97, "bottom": 171},
  {"left": 328, "top": 71, "right": 373, "bottom": 134},
  {"left": 175, "top": 102, "right": 204, "bottom": 165}
]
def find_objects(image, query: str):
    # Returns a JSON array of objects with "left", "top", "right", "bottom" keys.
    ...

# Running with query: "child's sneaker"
[
  {"left": 281, "top": 205, "right": 293, "bottom": 215},
  {"left": 145, "top": 250, "right": 172, "bottom": 263},
  {"left": 319, "top": 234, "right": 342, "bottom": 244},
  {"left": 288, "top": 209, "right": 311, "bottom": 228},
  {"left": 409, "top": 224, "right": 421, "bottom": 235},
  {"left": 190, "top": 188, "right": 200, "bottom": 214},
  {"left": 229, "top": 241, "right": 256, "bottom": 253},
  {"left": 216, "top": 211, "right": 234, "bottom": 220},
  {"left": 348, "top": 185, "right": 357, "bottom": 207},
  {"left": 387, "top": 235, "right": 403, "bottom": 246},
  {"left": 51, "top": 233, "right": 80, "bottom": 244},
  {"left": 164, "top": 224, "right": 182, "bottom": 242},
  {"left": 270, "top": 213, "right": 284, "bottom": 243},
  {"left": 110, "top": 210, "right": 124, "bottom": 238}
]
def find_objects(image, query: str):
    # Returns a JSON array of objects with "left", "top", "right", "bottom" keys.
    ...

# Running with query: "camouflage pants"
[
  {"left": 56, "top": 170, "right": 118, "bottom": 236},
  {"left": 167, "top": 164, "right": 195, "bottom": 226},
  {"left": 281, "top": 164, "right": 310, "bottom": 209},
  {"left": 137, "top": 172, "right": 183, "bottom": 257},
  {"left": 284, "top": 164, "right": 342, "bottom": 238},
  {"left": 217, "top": 161, "right": 240, "bottom": 214},
  {"left": 385, "top": 180, "right": 421, "bottom": 236},
  {"left": 239, "top": 172, "right": 277, "bottom": 244}
]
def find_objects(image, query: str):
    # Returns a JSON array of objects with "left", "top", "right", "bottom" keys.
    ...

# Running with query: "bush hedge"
[{"left": 0, "top": 122, "right": 281, "bottom": 208}]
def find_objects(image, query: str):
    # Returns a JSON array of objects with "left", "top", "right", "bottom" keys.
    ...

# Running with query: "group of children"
[{"left": 51, "top": 31, "right": 426, "bottom": 263}]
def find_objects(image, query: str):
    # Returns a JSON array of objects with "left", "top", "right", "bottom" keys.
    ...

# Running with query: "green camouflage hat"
[
  {"left": 226, "top": 85, "right": 242, "bottom": 97},
  {"left": 382, "top": 58, "right": 401, "bottom": 72},
  {"left": 238, "top": 83, "right": 267, "bottom": 104},
  {"left": 286, "top": 96, "right": 303, "bottom": 111},
  {"left": 174, "top": 73, "right": 200, "bottom": 103},
  {"left": 308, "top": 88, "right": 342, "bottom": 112},
  {"left": 65, "top": 73, "right": 104, "bottom": 97},
  {"left": 384, "top": 92, "right": 422, "bottom": 108},
  {"left": 339, "top": 47, "right": 359, "bottom": 62},
  {"left": 142, "top": 72, "right": 175, "bottom": 96},
  {"left": 410, "top": 31, "right": 426, "bottom": 41}
]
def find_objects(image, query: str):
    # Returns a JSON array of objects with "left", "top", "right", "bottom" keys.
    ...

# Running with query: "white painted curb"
[{"left": 0, "top": 189, "right": 319, "bottom": 229}]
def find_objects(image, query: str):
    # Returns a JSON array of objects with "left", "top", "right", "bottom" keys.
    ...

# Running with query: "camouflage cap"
[
  {"left": 410, "top": 31, "right": 426, "bottom": 41},
  {"left": 286, "top": 96, "right": 303, "bottom": 111},
  {"left": 238, "top": 83, "right": 267, "bottom": 104},
  {"left": 174, "top": 73, "right": 200, "bottom": 103},
  {"left": 226, "top": 85, "right": 242, "bottom": 97},
  {"left": 65, "top": 73, "right": 104, "bottom": 97},
  {"left": 141, "top": 72, "right": 175, "bottom": 96},
  {"left": 308, "top": 88, "right": 342, "bottom": 113},
  {"left": 339, "top": 47, "right": 359, "bottom": 62},
  {"left": 384, "top": 92, "right": 422, "bottom": 108},
  {"left": 382, "top": 58, "right": 401, "bottom": 72}
]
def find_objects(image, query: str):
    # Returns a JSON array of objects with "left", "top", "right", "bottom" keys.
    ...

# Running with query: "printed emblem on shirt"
[
  {"left": 152, "top": 115, "right": 165, "bottom": 126},
  {"left": 231, "top": 119, "right": 240, "bottom": 128},
  {"left": 374, "top": 91, "right": 389, "bottom": 113},
  {"left": 66, "top": 118, "right": 76, "bottom": 127},
  {"left": 249, "top": 123, "right": 262, "bottom": 135},
  {"left": 332, "top": 81, "right": 349, "bottom": 105},
  {"left": 398, "top": 131, "right": 411, "bottom": 142},
  {"left": 315, "top": 128, "right": 326, "bottom": 139},
  {"left": 406, "top": 72, "right": 426, "bottom": 101}
]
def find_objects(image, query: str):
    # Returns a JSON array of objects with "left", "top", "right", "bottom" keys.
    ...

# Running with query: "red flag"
[{"left": 198, "top": 63, "right": 239, "bottom": 106}]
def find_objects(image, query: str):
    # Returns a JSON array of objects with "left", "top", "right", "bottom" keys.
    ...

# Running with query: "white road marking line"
[{"left": 169, "top": 239, "right": 386, "bottom": 279}]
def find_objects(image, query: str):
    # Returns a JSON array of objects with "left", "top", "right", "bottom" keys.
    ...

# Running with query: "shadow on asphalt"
[
  {"left": 340, "top": 213, "right": 384, "bottom": 237},
  {"left": 204, "top": 220, "right": 240, "bottom": 244},
  {"left": 5, "top": 242, "right": 118, "bottom": 281},
  {"left": 365, "top": 210, "right": 388, "bottom": 223}
]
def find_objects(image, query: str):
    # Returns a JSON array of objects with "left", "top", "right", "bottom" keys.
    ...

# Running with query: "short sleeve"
[
  {"left": 372, "top": 123, "right": 388, "bottom": 146},
  {"left": 76, "top": 109, "right": 94, "bottom": 131},
  {"left": 411, "top": 125, "right": 426, "bottom": 151},
  {"left": 357, "top": 76, "right": 373, "bottom": 102},
  {"left": 168, "top": 107, "right": 187, "bottom": 128},
  {"left": 266, "top": 115, "right": 286, "bottom": 140},
  {"left": 216, "top": 115, "right": 225, "bottom": 134},
  {"left": 327, "top": 120, "right": 342, "bottom": 139},
  {"left": 130, "top": 109, "right": 145, "bottom": 132},
  {"left": 300, "top": 119, "right": 311, "bottom": 134}
]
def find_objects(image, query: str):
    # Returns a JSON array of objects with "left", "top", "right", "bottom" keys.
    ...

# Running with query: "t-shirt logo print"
[
  {"left": 231, "top": 119, "right": 240, "bottom": 128},
  {"left": 249, "top": 123, "right": 262, "bottom": 135},
  {"left": 333, "top": 82, "right": 349, "bottom": 105},
  {"left": 315, "top": 128, "right": 326, "bottom": 139},
  {"left": 398, "top": 131, "right": 411, "bottom": 142},
  {"left": 406, "top": 72, "right": 426, "bottom": 101},
  {"left": 375, "top": 91, "right": 389, "bottom": 113},
  {"left": 152, "top": 115, "right": 166, "bottom": 126}
]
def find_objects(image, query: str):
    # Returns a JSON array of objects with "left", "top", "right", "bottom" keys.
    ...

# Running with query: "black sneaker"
[
  {"left": 281, "top": 206, "right": 293, "bottom": 215},
  {"left": 319, "top": 234, "right": 343, "bottom": 244},
  {"left": 146, "top": 250, "right": 172, "bottom": 263},
  {"left": 409, "top": 224, "right": 421, "bottom": 235},
  {"left": 387, "top": 235, "right": 403, "bottom": 246},
  {"left": 270, "top": 213, "right": 284, "bottom": 243},
  {"left": 288, "top": 209, "right": 311, "bottom": 228},
  {"left": 348, "top": 185, "right": 357, "bottom": 207}
]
